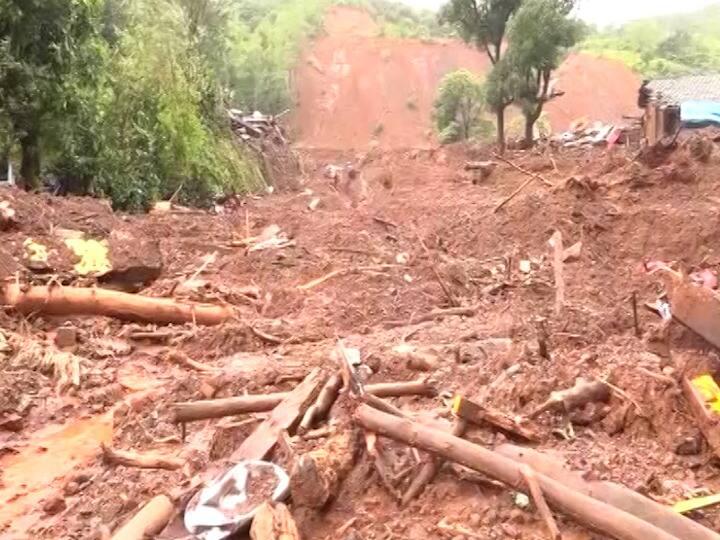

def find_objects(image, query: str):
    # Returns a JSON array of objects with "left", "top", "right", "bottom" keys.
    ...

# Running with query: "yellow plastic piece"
[
  {"left": 452, "top": 395, "right": 463, "bottom": 415},
  {"left": 673, "top": 493, "right": 720, "bottom": 514},
  {"left": 692, "top": 375, "right": 720, "bottom": 402},
  {"left": 64, "top": 238, "right": 112, "bottom": 276},
  {"left": 23, "top": 238, "right": 48, "bottom": 265}
]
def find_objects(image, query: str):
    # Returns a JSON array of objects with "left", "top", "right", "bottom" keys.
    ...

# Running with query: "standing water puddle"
[{"left": 0, "top": 413, "right": 113, "bottom": 537}]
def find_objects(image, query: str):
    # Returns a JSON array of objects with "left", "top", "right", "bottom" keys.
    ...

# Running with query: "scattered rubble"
[{"left": 4, "top": 136, "right": 720, "bottom": 540}]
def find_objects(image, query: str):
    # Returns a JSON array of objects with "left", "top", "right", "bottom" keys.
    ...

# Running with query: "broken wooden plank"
[
  {"left": 230, "top": 368, "right": 325, "bottom": 461},
  {"left": 452, "top": 395, "right": 540, "bottom": 442}
]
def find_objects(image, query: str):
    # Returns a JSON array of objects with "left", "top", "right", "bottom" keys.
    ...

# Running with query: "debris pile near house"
[
  {"left": 228, "top": 109, "right": 302, "bottom": 190},
  {"left": 552, "top": 120, "right": 634, "bottom": 148}
]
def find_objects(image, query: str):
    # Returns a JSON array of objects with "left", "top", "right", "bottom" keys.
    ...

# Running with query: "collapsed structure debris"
[{"left": 6, "top": 126, "right": 720, "bottom": 540}]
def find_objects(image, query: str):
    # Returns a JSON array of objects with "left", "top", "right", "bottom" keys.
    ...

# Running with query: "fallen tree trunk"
[
  {"left": 356, "top": 405, "right": 680, "bottom": 540},
  {"left": 496, "top": 444, "right": 719, "bottom": 540},
  {"left": 110, "top": 494, "right": 174, "bottom": 540},
  {"left": 1, "top": 284, "right": 234, "bottom": 326},
  {"left": 101, "top": 444, "right": 185, "bottom": 471},
  {"left": 172, "top": 379, "right": 436, "bottom": 423}
]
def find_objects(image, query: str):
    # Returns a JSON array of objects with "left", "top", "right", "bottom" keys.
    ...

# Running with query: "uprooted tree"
[
  {"left": 440, "top": 0, "right": 523, "bottom": 152},
  {"left": 505, "top": 0, "right": 582, "bottom": 146}
]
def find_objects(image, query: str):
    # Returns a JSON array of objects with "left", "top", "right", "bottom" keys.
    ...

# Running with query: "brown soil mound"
[
  {"left": 3, "top": 136, "right": 720, "bottom": 539},
  {"left": 293, "top": 6, "right": 641, "bottom": 149}
]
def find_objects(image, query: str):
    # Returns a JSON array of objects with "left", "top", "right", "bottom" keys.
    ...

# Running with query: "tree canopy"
[
  {"left": 0, "top": 0, "right": 330, "bottom": 210},
  {"left": 505, "top": 0, "right": 582, "bottom": 144}
]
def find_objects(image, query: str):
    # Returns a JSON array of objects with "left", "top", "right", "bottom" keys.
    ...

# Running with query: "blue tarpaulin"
[{"left": 681, "top": 100, "right": 720, "bottom": 127}]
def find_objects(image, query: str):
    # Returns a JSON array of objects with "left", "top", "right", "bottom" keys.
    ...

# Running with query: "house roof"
[{"left": 648, "top": 74, "right": 720, "bottom": 105}]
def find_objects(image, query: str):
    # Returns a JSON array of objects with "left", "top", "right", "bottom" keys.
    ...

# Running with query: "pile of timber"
[
  {"left": 108, "top": 356, "right": 720, "bottom": 540},
  {"left": 228, "top": 109, "right": 288, "bottom": 145}
]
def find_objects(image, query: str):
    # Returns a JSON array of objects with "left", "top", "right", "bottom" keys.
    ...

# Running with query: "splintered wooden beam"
[{"left": 230, "top": 368, "right": 326, "bottom": 462}]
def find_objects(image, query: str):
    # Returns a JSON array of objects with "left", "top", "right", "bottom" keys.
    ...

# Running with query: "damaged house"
[{"left": 641, "top": 74, "right": 720, "bottom": 143}]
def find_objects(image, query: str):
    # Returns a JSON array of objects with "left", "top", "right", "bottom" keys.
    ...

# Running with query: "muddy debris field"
[{"left": 3, "top": 137, "right": 720, "bottom": 540}]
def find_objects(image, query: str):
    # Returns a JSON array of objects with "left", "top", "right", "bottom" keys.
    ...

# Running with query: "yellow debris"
[
  {"left": 23, "top": 238, "right": 49, "bottom": 265},
  {"left": 673, "top": 492, "right": 720, "bottom": 514},
  {"left": 64, "top": 238, "right": 112, "bottom": 276}
]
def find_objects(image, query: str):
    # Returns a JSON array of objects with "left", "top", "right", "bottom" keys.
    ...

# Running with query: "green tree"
[
  {"left": 484, "top": 55, "right": 521, "bottom": 147},
  {"left": 505, "top": 0, "right": 581, "bottom": 146},
  {"left": 440, "top": 0, "right": 523, "bottom": 151},
  {"left": 0, "top": 0, "right": 101, "bottom": 189},
  {"left": 434, "top": 69, "right": 487, "bottom": 143}
]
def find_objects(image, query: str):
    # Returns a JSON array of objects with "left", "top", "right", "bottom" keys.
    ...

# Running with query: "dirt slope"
[{"left": 293, "top": 6, "right": 641, "bottom": 149}]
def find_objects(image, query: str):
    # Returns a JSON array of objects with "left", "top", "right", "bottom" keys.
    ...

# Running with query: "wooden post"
[{"left": 355, "top": 405, "right": 679, "bottom": 540}]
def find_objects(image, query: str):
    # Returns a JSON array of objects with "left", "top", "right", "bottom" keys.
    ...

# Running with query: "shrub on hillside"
[{"left": 434, "top": 70, "right": 491, "bottom": 144}]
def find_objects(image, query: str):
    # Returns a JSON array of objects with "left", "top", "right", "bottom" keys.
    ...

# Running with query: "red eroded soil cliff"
[{"left": 293, "top": 6, "right": 641, "bottom": 149}]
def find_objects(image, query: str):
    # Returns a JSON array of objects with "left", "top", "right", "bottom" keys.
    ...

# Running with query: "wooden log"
[
  {"left": 496, "top": 444, "right": 720, "bottom": 540},
  {"left": 230, "top": 368, "right": 325, "bottom": 461},
  {"left": 173, "top": 392, "right": 290, "bottom": 423},
  {"left": 1, "top": 284, "right": 233, "bottom": 326},
  {"left": 493, "top": 153, "right": 554, "bottom": 186},
  {"left": 101, "top": 444, "right": 185, "bottom": 471},
  {"left": 110, "top": 495, "right": 174, "bottom": 540},
  {"left": 520, "top": 464, "right": 561, "bottom": 540},
  {"left": 401, "top": 418, "right": 467, "bottom": 506},
  {"left": 355, "top": 405, "right": 680, "bottom": 540},
  {"left": 250, "top": 502, "right": 301, "bottom": 540},
  {"left": 300, "top": 374, "right": 343, "bottom": 431},
  {"left": 384, "top": 306, "right": 477, "bottom": 328},
  {"left": 453, "top": 395, "right": 540, "bottom": 442},
  {"left": 172, "top": 380, "right": 436, "bottom": 423},
  {"left": 363, "top": 379, "right": 436, "bottom": 398},
  {"left": 289, "top": 430, "right": 359, "bottom": 508},
  {"left": 530, "top": 379, "right": 611, "bottom": 419}
]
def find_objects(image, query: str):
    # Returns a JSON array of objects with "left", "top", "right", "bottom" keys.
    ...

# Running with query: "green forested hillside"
[
  {"left": 0, "top": 0, "right": 330, "bottom": 209},
  {"left": 580, "top": 5, "right": 720, "bottom": 78}
]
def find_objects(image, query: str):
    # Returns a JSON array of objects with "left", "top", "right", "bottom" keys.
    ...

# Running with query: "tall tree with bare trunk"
[{"left": 440, "top": 0, "right": 522, "bottom": 152}]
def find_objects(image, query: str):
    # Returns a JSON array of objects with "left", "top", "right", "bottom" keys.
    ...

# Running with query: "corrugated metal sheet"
[{"left": 648, "top": 74, "right": 720, "bottom": 105}]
